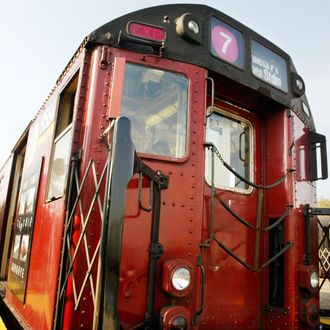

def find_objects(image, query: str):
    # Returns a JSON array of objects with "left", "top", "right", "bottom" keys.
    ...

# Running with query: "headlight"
[
  {"left": 310, "top": 271, "right": 319, "bottom": 289},
  {"left": 172, "top": 267, "right": 191, "bottom": 291},
  {"left": 162, "top": 260, "right": 193, "bottom": 297}
]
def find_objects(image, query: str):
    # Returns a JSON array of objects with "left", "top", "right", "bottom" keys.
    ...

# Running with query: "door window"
[
  {"left": 205, "top": 109, "right": 252, "bottom": 192},
  {"left": 46, "top": 74, "right": 78, "bottom": 201}
]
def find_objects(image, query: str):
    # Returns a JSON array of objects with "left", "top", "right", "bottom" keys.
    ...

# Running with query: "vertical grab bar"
[{"left": 206, "top": 76, "right": 215, "bottom": 118}]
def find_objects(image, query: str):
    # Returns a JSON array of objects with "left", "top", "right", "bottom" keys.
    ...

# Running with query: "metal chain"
[
  {"left": 211, "top": 143, "right": 226, "bottom": 164},
  {"left": 205, "top": 142, "right": 290, "bottom": 190}
]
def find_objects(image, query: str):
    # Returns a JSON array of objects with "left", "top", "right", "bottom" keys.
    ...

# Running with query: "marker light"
[
  {"left": 295, "top": 78, "right": 304, "bottom": 91},
  {"left": 169, "top": 316, "right": 187, "bottom": 329},
  {"left": 162, "top": 259, "right": 193, "bottom": 297},
  {"left": 160, "top": 306, "right": 190, "bottom": 330},
  {"left": 172, "top": 267, "right": 191, "bottom": 291},
  {"left": 128, "top": 22, "right": 165, "bottom": 42},
  {"left": 310, "top": 271, "right": 319, "bottom": 289},
  {"left": 187, "top": 20, "right": 199, "bottom": 34},
  {"left": 299, "top": 298, "right": 319, "bottom": 327},
  {"left": 298, "top": 265, "right": 319, "bottom": 293}
]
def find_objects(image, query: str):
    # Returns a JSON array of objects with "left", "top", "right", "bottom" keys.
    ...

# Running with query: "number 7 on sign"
[
  {"left": 219, "top": 31, "right": 232, "bottom": 55},
  {"left": 211, "top": 25, "right": 239, "bottom": 63}
]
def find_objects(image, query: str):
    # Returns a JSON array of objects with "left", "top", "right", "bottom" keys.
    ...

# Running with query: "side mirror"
[{"left": 309, "top": 131, "right": 328, "bottom": 181}]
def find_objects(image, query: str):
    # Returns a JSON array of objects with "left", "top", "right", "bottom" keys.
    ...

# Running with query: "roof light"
[
  {"left": 128, "top": 22, "right": 165, "bottom": 42},
  {"left": 188, "top": 20, "right": 199, "bottom": 34},
  {"left": 295, "top": 78, "right": 304, "bottom": 91}
]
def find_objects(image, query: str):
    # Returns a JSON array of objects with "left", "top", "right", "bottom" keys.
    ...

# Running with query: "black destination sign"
[{"left": 251, "top": 40, "right": 288, "bottom": 93}]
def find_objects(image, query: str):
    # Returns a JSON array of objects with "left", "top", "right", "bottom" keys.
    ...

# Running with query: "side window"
[
  {"left": 46, "top": 74, "right": 78, "bottom": 201},
  {"left": 120, "top": 63, "right": 188, "bottom": 159},
  {"left": 205, "top": 110, "right": 252, "bottom": 192}
]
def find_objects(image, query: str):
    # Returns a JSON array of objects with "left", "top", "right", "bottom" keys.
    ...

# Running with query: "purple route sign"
[
  {"left": 211, "top": 26, "right": 238, "bottom": 63},
  {"left": 210, "top": 17, "right": 244, "bottom": 68}
]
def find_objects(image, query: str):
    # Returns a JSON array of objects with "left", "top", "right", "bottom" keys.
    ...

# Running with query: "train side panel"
[{"left": 3, "top": 52, "right": 85, "bottom": 329}]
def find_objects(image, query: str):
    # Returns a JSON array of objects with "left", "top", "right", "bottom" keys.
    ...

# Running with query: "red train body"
[{"left": 0, "top": 4, "right": 328, "bottom": 329}]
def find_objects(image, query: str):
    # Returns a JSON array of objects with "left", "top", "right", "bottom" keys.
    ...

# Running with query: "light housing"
[
  {"left": 162, "top": 259, "right": 193, "bottom": 297},
  {"left": 127, "top": 21, "right": 165, "bottom": 42},
  {"left": 298, "top": 265, "right": 319, "bottom": 293},
  {"left": 299, "top": 298, "right": 319, "bottom": 327},
  {"left": 160, "top": 306, "right": 190, "bottom": 330},
  {"left": 176, "top": 13, "right": 202, "bottom": 44}
]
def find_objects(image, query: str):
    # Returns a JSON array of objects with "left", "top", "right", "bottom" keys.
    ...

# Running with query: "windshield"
[{"left": 120, "top": 63, "right": 188, "bottom": 158}]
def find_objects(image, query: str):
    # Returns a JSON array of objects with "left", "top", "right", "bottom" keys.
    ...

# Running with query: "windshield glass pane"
[
  {"left": 120, "top": 63, "right": 188, "bottom": 158},
  {"left": 205, "top": 111, "right": 251, "bottom": 191}
]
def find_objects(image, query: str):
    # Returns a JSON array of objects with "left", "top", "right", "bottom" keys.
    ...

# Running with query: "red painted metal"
[
  {"left": 0, "top": 156, "right": 14, "bottom": 250},
  {"left": 0, "top": 22, "right": 321, "bottom": 330},
  {"left": 3, "top": 52, "right": 84, "bottom": 330}
]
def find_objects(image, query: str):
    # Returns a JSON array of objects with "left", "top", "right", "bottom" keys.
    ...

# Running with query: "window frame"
[
  {"left": 205, "top": 106, "right": 254, "bottom": 194},
  {"left": 45, "top": 69, "right": 79, "bottom": 203},
  {"left": 46, "top": 124, "right": 73, "bottom": 202},
  {"left": 121, "top": 62, "right": 190, "bottom": 161},
  {"left": 109, "top": 55, "right": 192, "bottom": 163}
]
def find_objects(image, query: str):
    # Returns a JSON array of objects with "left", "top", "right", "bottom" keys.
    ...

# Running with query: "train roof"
[{"left": 87, "top": 4, "right": 314, "bottom": 129}]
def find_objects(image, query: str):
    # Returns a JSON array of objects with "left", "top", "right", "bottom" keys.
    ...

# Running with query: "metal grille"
[
  {"left": 319, "top": 249, "right": 330, "bottom": 274},
  {"left": 319, "top": 218, "right": 330, "bottom": 289},
  {"left": 59, "top": 157, "right": 108, "bottom": 313}
]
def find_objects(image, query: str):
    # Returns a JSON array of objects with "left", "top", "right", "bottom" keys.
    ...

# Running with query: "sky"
[{"left": 0, "top": 0, "right": 329, "bottom": 198}]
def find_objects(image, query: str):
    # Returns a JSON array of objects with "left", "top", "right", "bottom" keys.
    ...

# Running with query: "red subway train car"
[{"left": 0, "top": 4, "right": 328, "bottom": 329}]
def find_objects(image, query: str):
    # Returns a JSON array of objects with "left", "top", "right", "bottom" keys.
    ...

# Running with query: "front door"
[{"left": 201, "top": 99, "right": 263, "bottom": 329}]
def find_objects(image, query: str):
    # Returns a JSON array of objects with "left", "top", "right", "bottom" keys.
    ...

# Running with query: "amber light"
[
  {"left": 160, "top": 306, "right": 190, "bottom": 330},
  {"left": 128, "top": 22, "right": 165, "bottom": 42},
  {"left": 299, "top": 298, "right": 319, "bottom": 327}
]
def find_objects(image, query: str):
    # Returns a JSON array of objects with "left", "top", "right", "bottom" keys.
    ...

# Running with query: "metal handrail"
[{"left": 202, "top": 141, "right": 294, "bottom": 272}]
